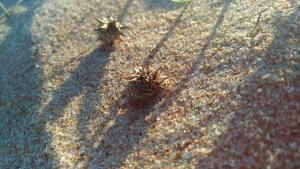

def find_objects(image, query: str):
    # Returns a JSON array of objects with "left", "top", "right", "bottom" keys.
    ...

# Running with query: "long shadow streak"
[
  {"left": 118, "top": 0, "right": 134, "bottom": 22},
  {"left": 145, "top": 2, "right": 191, "bottom": 64},
  {"left": 42, "top": 45, "right": 113, "bottom": 168},
  {"left": 43, "top": 46, "right": 111, "bottom": 122}
]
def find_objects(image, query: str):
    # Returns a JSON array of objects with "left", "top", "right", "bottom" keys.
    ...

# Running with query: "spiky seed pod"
[
  {"left": 124, "top": 65, "right": 168, "bottom": 98},
  {"left": 95, "top": 17, "right": 124, "bottom": 45}
]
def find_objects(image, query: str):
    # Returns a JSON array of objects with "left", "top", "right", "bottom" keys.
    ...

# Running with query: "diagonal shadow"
[
  {"left": 196, "top": 4, "right": 300, "bottom": 168},
  {"left": 42, "top": 0, "right": 135, "bottom": 144},
  {"left": 69, "top": 0, "right": 136, "bottom": 168},
  {"left": 118, "top": 0, "right": 134, "bottom": 22},
  {"left": 145, "top": 1, "right": 191, "bottom": 64},
  {"left": 38, "top": 2, "right": 136, "bottom": 167},
  {"left": 0, "top": 0, "right": 47, "bottom": 168},
  {"left": 153, "top": 0, "right": 232, "bottom": 117},
  {"left": 84, "top": 2, "right": 191, "bottom": 168},
  {"left": 143, "top": 0, "right": 184, "bottom": 10},
  {"left": 87, "top": 82, "right": 167, "bottom": 168},
  {"left": 41, "top": 45, "right": 113, "bottom": 167},
  {"left": 43, "top": 46, "right": 111, "bottom": 123}
]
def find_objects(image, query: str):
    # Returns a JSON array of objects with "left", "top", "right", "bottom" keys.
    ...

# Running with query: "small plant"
[
  {"left": 95, "top": 17, "right": 124, "bottom": 45},
  {"left": 124, "top": 65, "right": 169, "bottom": 98}
]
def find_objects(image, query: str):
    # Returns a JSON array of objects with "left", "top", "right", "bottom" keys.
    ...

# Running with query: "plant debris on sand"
[
  {"left": 124, "top": 65, "right": 169, "bottom": 98},
  {"left": 95, "top": 17, "right": 124, "bottom": 45}
]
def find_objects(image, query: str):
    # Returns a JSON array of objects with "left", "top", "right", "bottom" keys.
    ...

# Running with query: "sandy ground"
[{"left": 0, "top": 0, "right": 299, "bottom": 168}]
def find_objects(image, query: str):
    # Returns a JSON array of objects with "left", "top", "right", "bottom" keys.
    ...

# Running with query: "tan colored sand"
[{"left": 1, "top": 0, "right": 299, "bottom": 168}]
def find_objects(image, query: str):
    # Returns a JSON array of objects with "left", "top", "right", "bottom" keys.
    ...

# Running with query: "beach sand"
[{"left": 0, "top": 0, "right": 299, "bottom": 168}]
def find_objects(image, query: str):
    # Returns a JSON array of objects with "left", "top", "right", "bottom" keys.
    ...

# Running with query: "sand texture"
[{"left": 0, "top": 0, "right": 299, "bottom": 168}]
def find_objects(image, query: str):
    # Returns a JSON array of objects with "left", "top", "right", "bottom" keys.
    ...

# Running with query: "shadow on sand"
[
  {"left": 40, "top": 0, "right": 234, "bottom": 168},
  {"left": 149, "top": 0, "right": 233, "bottom": 118},
  {"left": 82, "top": 0, "right": 236, "bottom": 167},
  {"left": 143, "top": 0, "right": 185, "bottom": 10},
  {"left": 41, "top": 0, "right": 135, "bottom": 168},
  {"left": 87, "top": 80, "right": 168, "bottom": 168},
  {"left": 83, "top": 1, "right": 191, "bottom": 168},
  {"left": 0, "top": 0, "right": 47, "bottom": 168},
  {"left": 196, "top": 4, "right": 300, "bottom": 168},
  {"left": 42, "top": 44, "right": 113, "bottom": 167}
]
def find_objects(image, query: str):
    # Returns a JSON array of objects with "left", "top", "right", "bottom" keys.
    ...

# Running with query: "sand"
[{"left": 0, "top": 0, "right": 299, "bottom": 168}]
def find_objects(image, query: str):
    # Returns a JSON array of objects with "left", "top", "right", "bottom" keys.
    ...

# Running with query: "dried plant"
[
  {"left": 95, "top": 17, "right": 124, "bottom": 45},
  {"left": 124, "top": 65, "right": 169, "bottom": 98}
]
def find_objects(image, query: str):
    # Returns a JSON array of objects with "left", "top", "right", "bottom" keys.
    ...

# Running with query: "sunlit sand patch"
[{"left": 45, "top": 94, "right": 84, "bottom": 168}]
